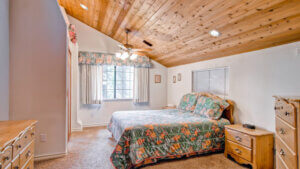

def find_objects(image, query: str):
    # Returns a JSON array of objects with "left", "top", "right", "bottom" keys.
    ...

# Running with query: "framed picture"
[
  {"left": 177, "top": 73, "right": 181, "bottom": 81},
  {"left": 155, "top": 75, "right": 161, "bottom": 83},
  {"left": 173, "top": 75, "right": 176, "bottom": 83}
]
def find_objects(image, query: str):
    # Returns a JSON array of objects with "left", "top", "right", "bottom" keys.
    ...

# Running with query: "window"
[
  {"left": 192, "top": 67, "right": 229, "bottom": 96},
  {"left": 102, "top": 65, "right": 134, "bottom": 100}
]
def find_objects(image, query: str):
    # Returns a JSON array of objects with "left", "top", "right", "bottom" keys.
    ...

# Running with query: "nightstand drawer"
[
  {"left": 226, "top": 140, "right": 252, "bottom": 162},
  {"left": 275, "top": 116, "right": 297, "bottom": 153},
  {"left": 275, "top": 137, "right": 297, "bottom": 169},
  {"left": 225, "top": 129, "right": 252, "bottom": 148}
]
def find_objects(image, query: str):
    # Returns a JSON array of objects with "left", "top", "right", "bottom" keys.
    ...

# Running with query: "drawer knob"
[
  {"left": 26, "top": 150, "right": 31, "bottom": 158},
  {"left": 14, "top": 166, "right": 19, "bottom": 169},
  {"left": 235, "top": 148, "right": 242, "bottom": 154},
  {"left": 235, "top": 136, "right": 242, "bottom": 142},
  {"left": 284, "top": 112, "right": 290, "bottom": 116},
  {"left": 279, "top": 128, "right": 285, "bottom": 134},
  {"left": 31, "top": 132, "right": 35, "bottom": 136},
  {"left": 18, "top": 144, "right": 22, "bottom": 149},
  {"left": 279, "top": 149, "right": 285, "bottom": 156},
  {"left": 3, "top": 156, "right": 9, "bottom": 161}
]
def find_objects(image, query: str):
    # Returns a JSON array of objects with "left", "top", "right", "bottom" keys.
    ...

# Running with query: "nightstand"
[
  {"left": 162, "top": 106, "right": 176, "bottom": 109},
  {"left": 224, "top": 124, "right": 274, "bottom": 169}
]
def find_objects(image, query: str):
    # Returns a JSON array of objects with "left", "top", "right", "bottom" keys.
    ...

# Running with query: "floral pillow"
[
  {"left": 194, "top": 96, "right": 229, "bottom": 120},
  {"left": 178, "top": 93, "right": 198, "bottom": 112}
]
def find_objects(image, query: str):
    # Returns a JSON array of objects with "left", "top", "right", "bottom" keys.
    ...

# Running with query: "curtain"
[
  {"left": 80, "top": 64, "right": 102, "bottom": 104},
  {"left": 134, "top": 67, "right": 149, "bottom": 103}
]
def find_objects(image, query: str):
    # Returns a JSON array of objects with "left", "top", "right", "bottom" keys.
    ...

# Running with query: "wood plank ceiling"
[{"left": 58, "top": 0, "right": 300, "bottom": 67}]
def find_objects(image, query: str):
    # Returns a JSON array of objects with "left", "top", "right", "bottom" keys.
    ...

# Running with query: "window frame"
[
  {"left": 102, "top": 65, "right": 134, "bottom": 101},
  {"left": 191, "top": 66, "right": 229, "bottom": 97}
]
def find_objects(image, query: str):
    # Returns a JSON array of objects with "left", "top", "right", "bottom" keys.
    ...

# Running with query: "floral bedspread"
[{"left": 108, "top": 109, "right": 230, "bottom": 169}]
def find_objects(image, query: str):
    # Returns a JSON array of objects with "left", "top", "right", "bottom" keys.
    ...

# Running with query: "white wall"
[
  {"left": 10, "top": 0, "right": 67, "bottom": 157},
  {"left": 0, "top": 0, "right": 9, "bottom": 121},
  {"left": 68, "top": 16, "right": 168, "bottom": 127},
  {"left": 168, "top": 42, "right": 300, "bottom": 132}
]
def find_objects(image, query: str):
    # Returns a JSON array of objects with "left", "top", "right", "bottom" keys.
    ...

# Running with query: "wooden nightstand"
[
  {"left": 224, "top": 124, "right": 274, "bottom": 169},
  {"left": 162, "top": 106, "right": 176, "bottom": 109}
]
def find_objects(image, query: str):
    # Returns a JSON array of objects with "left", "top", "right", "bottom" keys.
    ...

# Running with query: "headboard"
[
  {"left": 196, "top": 92, "right": 235, "bottom": 124},
  {"left": 223, "top": 99, "right": 234, "bottom": 124}
]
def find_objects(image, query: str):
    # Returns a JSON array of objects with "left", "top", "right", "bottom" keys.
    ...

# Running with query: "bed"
[{"left": 108, "top": 95, "right": 234, "bottom": 169}]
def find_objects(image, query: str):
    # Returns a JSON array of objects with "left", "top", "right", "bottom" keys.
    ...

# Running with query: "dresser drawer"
[
  {"left": 20, "top": 129, "right": 33, "bottom": 148},
  {"left": 225, "top": 129, "right": 252, "bottom": 148},
  {"left": 11, "top": 155, "right": 20, "bottom": 169},
  {"left": 226, "top": 140, "right": 252, "bottom": 162},
  {"left": 275, "top": 100, "right": 297, "bottom": 127},
  {"left": 12, "top": 137, "right": 23, "bottom": 159},
  {"left": 4, "top": 163, "right": 11, "bottom": 169},
  {"left": 19, "top": 141, "right": 34, "bottom": 167},
  {"left": 275, "top": 137, "right": 297, "bottom": 169},
  {"left": 275, "top": 116, "right": 297, "bottom": 153},
  {"left": 276, "top": 154, "right": 288, "bottom": 169},
  {"left": 23, "top": 156, "right": 33, "bottom": 169},
  {"left": 1, "top": 146, "right": 12, "bottom": 168}
]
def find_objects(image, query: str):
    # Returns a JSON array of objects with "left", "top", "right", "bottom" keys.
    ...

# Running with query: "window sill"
[{"left": 103, "top": 99, "right": 133, "bottom": 102}]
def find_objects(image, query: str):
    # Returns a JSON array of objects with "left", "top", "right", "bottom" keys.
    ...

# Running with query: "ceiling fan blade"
[
  {"left": 132, "top": 48, "right": 152, "bottom": 52},
  {"left": 133, "top": 51, "right": 147, "bottom": 56},
  {"left": 118, "top": 44, "right": 127, "bottom": 50}
]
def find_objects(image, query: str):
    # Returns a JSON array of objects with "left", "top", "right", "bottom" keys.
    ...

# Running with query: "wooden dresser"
[
  {"left": 0, "top": 120, "right": 37, "bottom": 169},
  {"left": 274, "top": 96, "right": 300, "bottom": 169},
  {"left": 224, "top": 124, "right": 274, "bottom": 169}
]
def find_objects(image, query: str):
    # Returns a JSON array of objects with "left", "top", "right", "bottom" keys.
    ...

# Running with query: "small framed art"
[{"left": 155, "top": 75, "right": 161, "bottom": 83}]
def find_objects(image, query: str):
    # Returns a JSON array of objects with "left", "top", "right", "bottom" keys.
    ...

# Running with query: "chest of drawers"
[
  {"left": 0, "top": 120, "right": 37, "bottom": 169},
  {"left": 274, "top": 96, "right": 300, "bottom": 169},
  {"left": 224, "top": 124, "right": 274, "bottom": 169}
]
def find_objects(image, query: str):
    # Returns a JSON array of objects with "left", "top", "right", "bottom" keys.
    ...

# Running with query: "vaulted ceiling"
[{"left": 58, "top": 0, "right": 300, "bottom": 67}]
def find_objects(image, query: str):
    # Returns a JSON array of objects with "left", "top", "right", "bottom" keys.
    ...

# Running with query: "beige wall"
[
  {"left": 0, "top": 0, "right": 9, "bottom": 120},
  {"left": 168, "top": 41, "right": 300, "bottom": 132},
  {"left": 68, "top": 16, "right": 168, "bottom": 128},
  {"left": 10, "top": 0, "right": 68, "bottom": 157}
]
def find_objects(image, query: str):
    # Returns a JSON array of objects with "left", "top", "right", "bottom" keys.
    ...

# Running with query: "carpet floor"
[{"left": 35, "top": 127, "right": 248, "bottom": 169}]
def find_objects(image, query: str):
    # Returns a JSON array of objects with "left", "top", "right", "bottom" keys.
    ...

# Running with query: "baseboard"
[
  {"left": 34, "top": 152, "right": 67, "bottom": 162},
  {"left": 71, "top": 128, "right": 83, "bottom": 132},
  {"left": 82, "top": 122, "right": 108, "bottom": 128}
]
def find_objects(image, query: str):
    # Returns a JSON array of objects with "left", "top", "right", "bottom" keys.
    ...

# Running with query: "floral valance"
[{"left": 78, "top": 51, "right": 152, "bottom": 68}]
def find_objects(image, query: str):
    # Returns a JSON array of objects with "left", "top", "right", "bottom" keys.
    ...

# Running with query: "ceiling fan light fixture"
[
  {"left": 121, "top": 52, "right": 129, "bottom": 60},
  {"left": 116, "top": 53, "right": 122, "bottom": 58},
  {"left": 209, "top": 29, "right": 220, "bottom": 37},
  {"left": 80, "top": 4, "right": 88, "bottom": 10},
  {"left": 130, "top": 54, "right": 138, "bottom": 60}
]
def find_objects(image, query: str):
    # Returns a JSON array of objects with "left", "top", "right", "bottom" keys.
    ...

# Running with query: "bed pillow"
[
  {"left": 194, "top": 96, "right": 229, "bottom": 120},
  {"left": 178, "top": 93, "right": 198, "bottom": 112}
]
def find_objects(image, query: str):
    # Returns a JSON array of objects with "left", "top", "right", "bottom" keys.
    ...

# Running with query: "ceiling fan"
[{"left": 117, "top": 28, "right": 152, "bottom": 60}]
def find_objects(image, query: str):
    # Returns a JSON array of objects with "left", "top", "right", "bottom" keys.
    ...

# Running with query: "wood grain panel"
[{"left": 58, "top": 0, "right": 300, "bottom": 67}]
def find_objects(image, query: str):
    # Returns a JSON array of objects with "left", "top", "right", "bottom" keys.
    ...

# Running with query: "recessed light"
[
  {"left": 209, "top": 30, "right": 220, "bottom": 37},
  {"left": 80, "top": 4, "right": 88, "bottom": 10}
]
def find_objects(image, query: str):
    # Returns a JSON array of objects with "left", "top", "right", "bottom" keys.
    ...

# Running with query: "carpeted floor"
[{"left": 35, "top": 127, "right": 248, "bottom": 169}]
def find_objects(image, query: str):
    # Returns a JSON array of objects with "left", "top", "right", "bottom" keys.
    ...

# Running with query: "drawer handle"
[
  {"left": 3, "top": 156, "right": 9, "bottom": 161},
  {"left": 274, "top": 106, "right": 283, "bottom": 110},
  {"left": 26, "top": 150, "right": 31, "bottom": 158},
  {"left": 235, "top": 136, "right": 242, "bottom": 142},
  {"left": 14, "top": 166, "right": 19, "bottom": 169},
  {"left": 279, "top": 128, "right": 285, "bottom": 135},
  {"left": 235, "top": 148, "right": 242, "bottom": 154},
  {"left": 284, "top": 112, "right": 290, "bottom": 116},
  {"left": 279, "top": 149, "right": 285, "bottom": 156}
]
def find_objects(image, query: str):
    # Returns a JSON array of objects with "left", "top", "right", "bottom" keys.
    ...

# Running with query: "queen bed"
[{"left": 108, "top": 93, "right": 234, "bottom": 169}]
